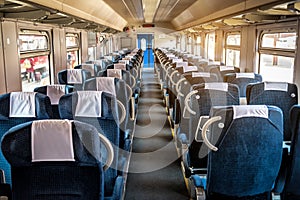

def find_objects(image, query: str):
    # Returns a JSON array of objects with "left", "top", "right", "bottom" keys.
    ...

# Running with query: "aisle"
[{"left": 124, "top": 68, "right": 189, "bottom": 200}]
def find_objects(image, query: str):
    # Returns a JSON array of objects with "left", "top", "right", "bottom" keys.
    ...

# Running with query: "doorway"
[{"left": 137, "top": 34, "right": 154, "bottom": 68}]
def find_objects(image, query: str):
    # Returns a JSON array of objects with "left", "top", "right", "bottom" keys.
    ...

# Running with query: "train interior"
[{"left": 0, "top": 0, "right": 300, "bottom": 199}]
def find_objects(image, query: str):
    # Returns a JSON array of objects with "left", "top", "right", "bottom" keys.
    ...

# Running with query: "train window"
[
  {"left": 205, "top": 32, "right": 215, "bottom": 60},
  {"left": 66, "top": 33, "right": 80, "bottom": 69},
  {"left": 88, "top": 32, "right": 97, "bottom": 61},
  {"left": 225, "top": 32, "right": 241, "bottom": 67},
  {"left": 261, "top": 32, "right": 296, "bottom": 49},
  {"left": 19, "top": 30, "right": 50, "bottom": 92},
  {"left": 259, "top": 30, "right": 296, "bottom": 82},
  {"left": 187, "top": 36, "right": 192, "bottom": 53},
  {"left": 194, "top": 35, "right": 201, "bottom": 56}
]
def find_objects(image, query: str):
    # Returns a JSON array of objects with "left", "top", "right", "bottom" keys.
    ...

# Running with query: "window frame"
[{"left": 224, "top": 31, "right": 241, "bottom": 67}]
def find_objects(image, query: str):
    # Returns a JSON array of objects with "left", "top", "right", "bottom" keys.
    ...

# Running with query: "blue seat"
[
  {"left": 84, "top": 77, "right": 132, "bottom": 152},
  {"left": 191, "top": 105, "right": 283, "bottom": 200},
  {"left": 247, "top": 82, "right": 298, "bottom": 141},
  {"left": 34, "top": 85, "right": 74, "bottom": 119},
  {"left": 57, "top": 69, "right": 91, "bottom": 90},
  {"left": 181, "top": 83, "right": 240, "bottom": 177},
  {"left": 97, "top": 68, "right": 138, "bottom": 119},
  {"left": 58, "top": 91, "right": 125, "bottom": 199},
  {"left": 0, "top": 92, "right": 52, "bottom": 184},
  {"left": 174, "top": 73, "right": 218, "bottom": 141},
  {"left": 224, "top": 73, "right": 262, "bottom": 97},
  {"left": 280, "top": 105, "right": 300, "bottom": 199},
  {"left": 2, "top": 119, "right": 114, "bottom": 200}
]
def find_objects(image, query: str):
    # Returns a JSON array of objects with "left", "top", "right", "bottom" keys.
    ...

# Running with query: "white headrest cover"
[
  {"left": 81, "top": 64, "right": 95, "bottom": 76},
  {"left": 96, "top": 77, "right": 116, "bottom": 96},
  {"left": 31, "top": 120, "right": 75, "bottom": 162},
  {"left": 264, "top": 82, "right": 288, "bottom": 92},
  {"left": 166, "top": 54, "right": 175, "bottom": 58},
  {"left": 172, "top": 58, "right": 183, "bottom": 63},
  {"left": 9, "top": 92, "right": 36, "bottom": 117},
  {"left": 67, "top": 69, "right": 83, "bottom": 84},
  {"left": 114, "top": 63, "right": 126, "bottom": 70},
  {"left": 107, "top": 69, "right": 122, "bottom": 79},
  {"left": 192, "top": 72, "right": 211, "bottom": 78},
  {"left": 119, "top": 60, "right": 129, "bottom": 65},
  {"left": 75, "top": 91, "right": 102, "bottom": 117},
  {"left": 47, "top": 85, "right": 66, "bottom": 105},
  {"left": 205, "top": 83, "right": 228, "bottom": 91},
  {"left": 220, "top": 66, "right": 235, "bottom": 71},
  {"left": 183, "top": 66, "right": 198, "bottom": 73},
  {"left": 236, "top": 73, "right": 255, "bottom": 79},
  {"left": 233, "top": 105, "right": 268, "bottom": 119},
  {"left": 176, "top": 62, "right": 188, "bottom": 68}
]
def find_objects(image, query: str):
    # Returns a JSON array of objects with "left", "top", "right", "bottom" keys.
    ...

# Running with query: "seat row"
[
  {"left": 0, "top": 48, "right": 144, "bottom": 199},
  {"left": 154, "top": 48, "right": 300, "bottom": 200}
]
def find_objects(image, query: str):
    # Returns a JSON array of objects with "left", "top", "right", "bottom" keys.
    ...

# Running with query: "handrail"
[
  {"left": 97, "top": 133, "right": 114, "bottom": 171},
  {"left": 201, "top": 116, "right": 222, "bottom": 151},
  {"left": 175, "top": 77, "right": 187, "bottom": 97},
  {"left": 116, "top": 100, "right": 126, "bottom": 124},
  {"left": 184, "top": 90, "right": 198, "bottom": 115},
  {"left": 169, "top": 70, "right": 179, "bottom": 86}
]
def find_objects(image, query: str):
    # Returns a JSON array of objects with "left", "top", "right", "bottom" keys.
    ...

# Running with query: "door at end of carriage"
[{"left": 137, "top": 34, "right": 154, "bottom": 68}]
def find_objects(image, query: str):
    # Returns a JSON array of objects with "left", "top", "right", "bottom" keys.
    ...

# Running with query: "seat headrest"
[
  {"left": 107, "top": 69, "right": 122, "bottom": 79},
  {"left": 236, "top": 73, "right": 255, "bottom": 79},
  {"left": 192, "top": 72, "right": 211, "bottom": 78},
  {"left": 81, "top": 64, "right": 95, "bottom": 76},
  {"left": 75, "top": 91, "right": 103, "bottom": 117},
  {"left": 176, "top": 62, "right": 188, "bottom": 68},
  {"left": 172, "top": 58, "right": 183, "bottom": 63},
  {"left": 205, "top": 83, "right": 228, "bottom": 91},
  {"left": 220, "top": 66, "right": 235, "bottom": 71},
  {"left": 47, "top": 85, "right": 66, "bottom": 105},
  {"left": 67, "top": 69, "right": 83, "bottom": 84},
  {"left": 233, "top": 105, "right": 268, "bottom": 119},
  {"left": 183, "top": 66, "right": 198, "bottom": 73},
  {"left": 114, "top": 63, "right": 126, "bottom": 70},
  {"left": 96, "top": 77, "right": 116, "bottom": 96},
  {"left": 9, "top": 92, "right": 36, "bottom": 117},
  {"left": 31, "top": 120, "right": 75, "bottom": 162},
  {"left": 264, "top": 82, "right": 288, "bottom": 92}
]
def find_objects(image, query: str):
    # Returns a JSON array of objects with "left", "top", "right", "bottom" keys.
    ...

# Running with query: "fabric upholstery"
[
  {"left": 34, "top": 85, "right": 74, "bottom": 119},
  {"left": 58, "top": 92, "right": 122, "bottom": 198},
  {"left": 57, "top": 69, "right": 91, "bottom": 90},
  {"left": 2, "top": 120, "right": 106, "bottom": 200},
  {"left": 204, "top": 105, "right": 283, "bottom": 199},
  {"left": 246, "top": 82, "right": 298, "bottom": 141},
  {"left": 185, "top": 83, "right": 240, "bottom": 172},
  {"left": 282, "top": 105, "right": 300, "bottom": 199},
  {"left": 224, "top": 73, "right": 262, "bottom": 97},
  {"left": 0, "top": 93, "right": 52, "bottom": 184}
]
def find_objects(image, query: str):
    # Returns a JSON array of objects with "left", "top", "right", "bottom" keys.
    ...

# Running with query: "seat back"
[
  {"left": 84, "top": 77, "right": 130, "bottom": 149},
  {"left": 57, "top": 69, "right": 91, "bottom": 90},
  {"left": 2, "top": 120, "right": 111, "bottom": 200},
  {"left": 283, "top": 105, "right": 300, "bottom": 198},
  {"left": 34, "top": 85, "right": 74, "bottom": 118},
  {"left": 181, "top": 83, "right": 240, "bottom": 175},
  {"left": 247, "top": 82, "right": 298, "bottom": 141},
  {"left": 0, "top": 92, "right": 52, "bottom": 184},
  {"left": 224, "top": 73, "right": 262, "bottom": 97},
  {"left": 204, "top": 105, "right": 283, "bottom": 199},
  {"left": 58, "top": 91, "right": 120, "bottom": 196}
]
